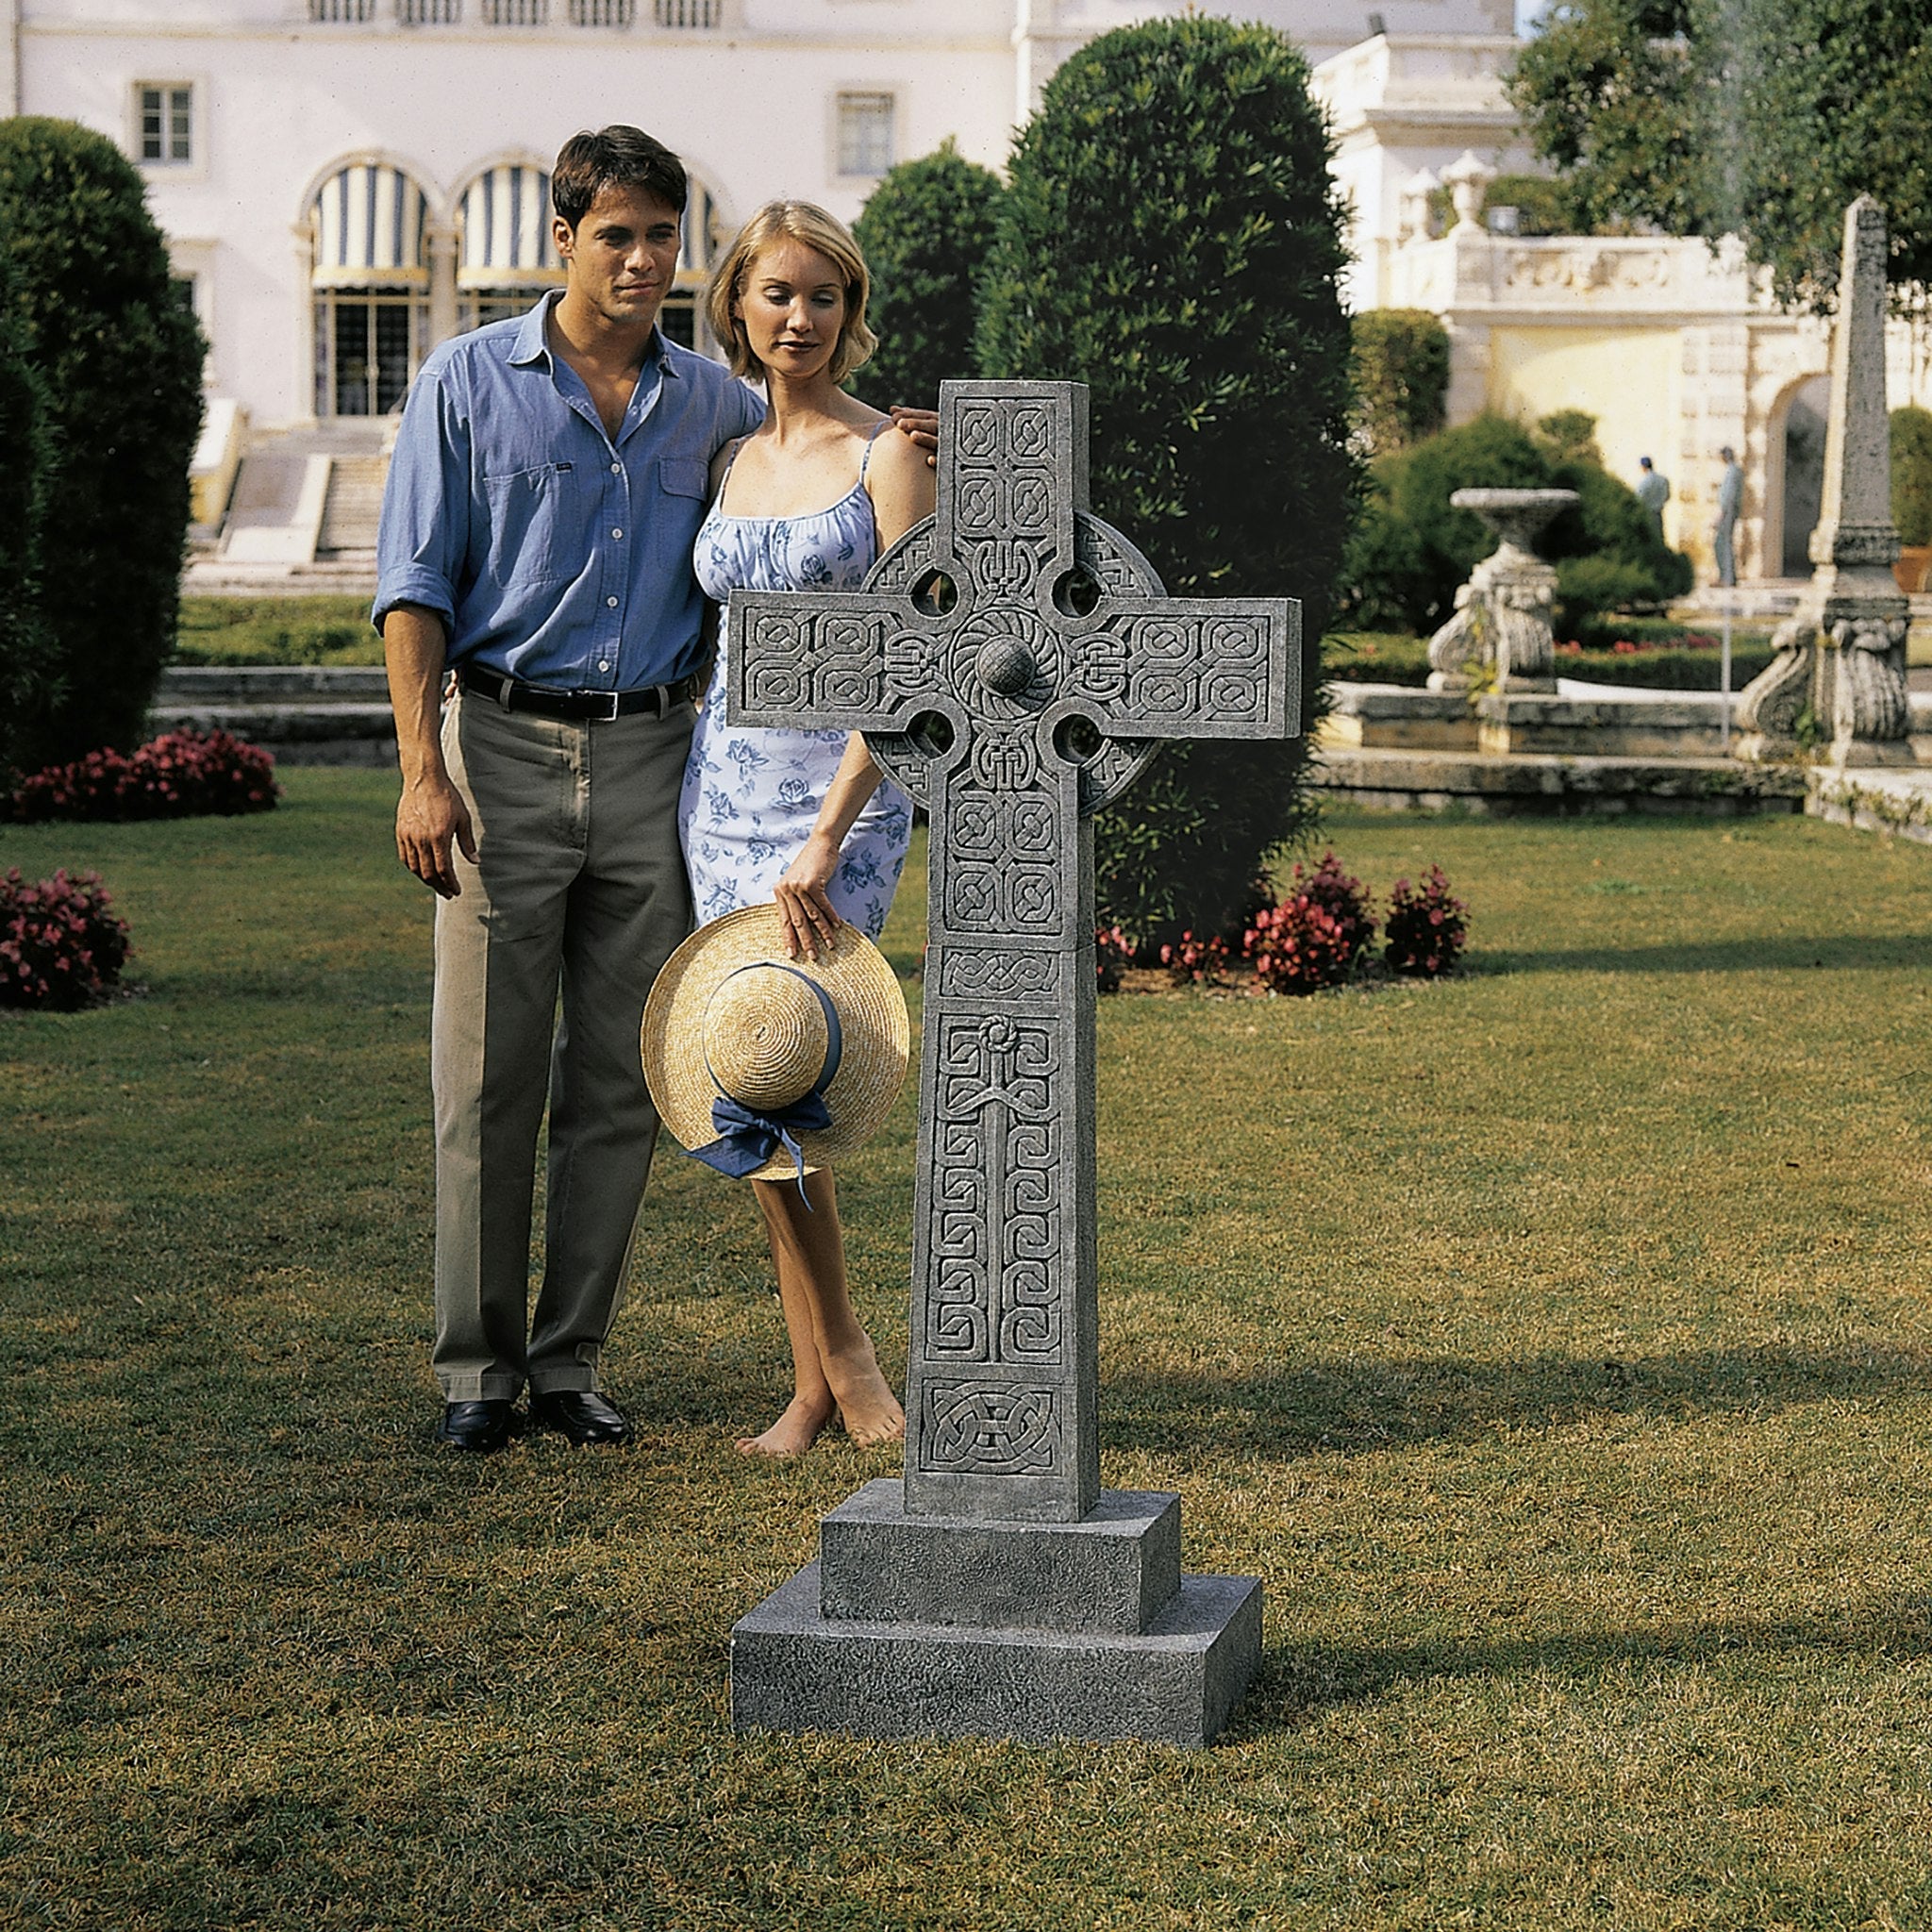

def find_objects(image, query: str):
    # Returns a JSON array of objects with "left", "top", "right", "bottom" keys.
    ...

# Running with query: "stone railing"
[{"left": 1384, "top": 228, "right": 1768, "bottom": 318}]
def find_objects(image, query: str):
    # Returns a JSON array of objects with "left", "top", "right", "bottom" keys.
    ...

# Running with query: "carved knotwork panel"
[
  {"left": 922, "top": 1011, "right": 1065, "bottom": 1377},
  {"left": 918, "top": 1381, "right": 1060, "bottom": 1476}
]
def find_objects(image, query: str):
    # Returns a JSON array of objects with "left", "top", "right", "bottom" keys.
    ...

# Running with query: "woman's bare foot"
[
  {"left": 821, "top": 1335, "right": 906, "bottom": 1447},
  {"left": 736, "top": 1393, "right": 834, "bottom": 1458}
]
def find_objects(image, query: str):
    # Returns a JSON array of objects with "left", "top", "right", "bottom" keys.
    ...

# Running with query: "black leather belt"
[{"left": 457, "top": 663, "right": 695, "bottom": 722}]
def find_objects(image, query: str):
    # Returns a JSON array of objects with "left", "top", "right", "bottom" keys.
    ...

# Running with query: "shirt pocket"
[
  {"left": 659, "top": 458, "right": 709, "bottom": 501},
  {"left": 479, "top": 462, "right": 577, "bottom": 592}
]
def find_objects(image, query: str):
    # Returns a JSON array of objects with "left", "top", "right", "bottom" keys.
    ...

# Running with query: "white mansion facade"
[{"left": 17, "top": 0, "right": 1911, "bottom": 584}]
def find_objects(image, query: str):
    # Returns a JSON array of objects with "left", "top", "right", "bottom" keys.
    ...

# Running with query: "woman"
[{"left": 679, "top": 201, "right": 936, "bottom": 1457}]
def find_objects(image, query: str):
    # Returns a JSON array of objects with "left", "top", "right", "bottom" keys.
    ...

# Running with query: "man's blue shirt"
[{"left": 374, "top": 292, "right": 763, "bottom": 691}]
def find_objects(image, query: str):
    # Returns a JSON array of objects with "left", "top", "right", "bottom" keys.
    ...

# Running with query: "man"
[
  {"left": 1713, "top": 445, "right": 1744, "bottom": 588},
  {"left": 375, "top": 126, "right": 926, "bottom": 1452},
  {"left": 1635, "top": 455, "right": 1669, "bottom": 540}
]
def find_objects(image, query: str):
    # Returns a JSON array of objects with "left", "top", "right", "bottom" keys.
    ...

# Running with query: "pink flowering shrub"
[
  {"left": 1094, "top": 924, "right": 1137, "bottom": 993},
  {"left": 11, "top": 728, "right": 278, "bottom": 823},
  {"left": 1383, "top": 866, "right": 1468, "bottom": 977},
  {"left": 1242, "top": 891, "right": 1357, "bottom": 994},
  {"left": 1158, "top": 928, "right": 1232, "bottom": 987},
  {"left": 0, "top": 869, "right": 131, "bottom": 1009},
  {"left": 1284, "top": 851, "right": 1376, "bottom": 973}
]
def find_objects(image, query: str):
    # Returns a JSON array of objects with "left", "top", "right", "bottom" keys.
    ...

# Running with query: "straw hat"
[{"left": 641, "top": 904, "right": 910, "bottom": 1184}]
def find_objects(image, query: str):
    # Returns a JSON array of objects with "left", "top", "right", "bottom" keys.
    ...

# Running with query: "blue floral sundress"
[{"left": 679, "top": 424, "right": 913, "bottom": 941}]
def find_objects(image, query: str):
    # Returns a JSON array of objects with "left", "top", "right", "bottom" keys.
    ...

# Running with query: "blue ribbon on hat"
[{"left": 686, "top": 963, "right": 843, "bottom": 1205}]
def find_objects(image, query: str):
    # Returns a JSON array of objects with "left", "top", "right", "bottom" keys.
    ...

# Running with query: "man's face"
[{"left": 555, "top": 183, "right": 683, "bottom": 331}]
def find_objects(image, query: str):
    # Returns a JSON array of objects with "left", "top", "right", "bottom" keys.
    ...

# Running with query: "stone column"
[{"left": 1736, "top": 198, "right": 1912, "bottom": 766}]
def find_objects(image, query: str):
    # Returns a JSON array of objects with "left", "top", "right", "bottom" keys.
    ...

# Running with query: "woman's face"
[{"left": 735, "top": 236, "right": 849, "bottom": 379}]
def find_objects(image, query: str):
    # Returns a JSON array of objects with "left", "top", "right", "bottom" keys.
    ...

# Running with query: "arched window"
[
  {"left": 457, "top": 161, "right": 562, "bottom": 332},
  {"left": 665, "top": 174, "right": 725, "bottom": 354},
  {"left": 309, "top": 161, "right": 432, "bottom": 417}
]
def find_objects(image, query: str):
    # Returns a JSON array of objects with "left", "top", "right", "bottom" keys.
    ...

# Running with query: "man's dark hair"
[{"left": 552, "top": 125, "right": 686, "bottom": 228}]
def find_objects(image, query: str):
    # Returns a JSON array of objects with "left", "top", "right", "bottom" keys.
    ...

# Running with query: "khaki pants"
[{"left": 430, "top": 687, "right": 694, "bottom": 1402}]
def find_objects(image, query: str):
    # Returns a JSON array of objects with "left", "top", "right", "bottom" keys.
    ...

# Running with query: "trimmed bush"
[
  {"left": 0, "top": 249, "right": 57, "bottom": 777},
  {"left": 0, "top": 118, "right": 205, "bottom": 772},
  {"left": 1338, "top": 411, "right": 1691, "bottom": 637},
  {"left": 978, "top": 16, "right": 1357, "bottom": 950},
  {"left": 0, "top": 869, "right": 131, "bottom": 1010},
  {"left": 1892, "top": 405, "right": 1932, "bottom": 547},
  {"left": 850, "top": 141, "right": 1005, "bottom": 412},
  {"left": 1385, "top": 867, "right": 1468, "bottom": 978},
  {"left": 1351, "top": 309, "right": 1450, "bottom": 455},
  {"left": 11, "top": 728, "right": 278, "bottom": 823},
  {"left": 1480, "top": 172, "right": 1578, "bottom": 237}
]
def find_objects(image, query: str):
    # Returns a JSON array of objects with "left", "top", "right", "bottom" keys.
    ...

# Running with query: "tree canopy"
[{"left": 1507, "top": 0, "right": 1932, "bottom": 309}]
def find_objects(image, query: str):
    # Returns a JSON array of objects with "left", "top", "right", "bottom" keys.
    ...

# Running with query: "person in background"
[
  {"left": 1635, "top": 454, "right": 1670, "bottom": 540},
  {"left": 1713, "top": 445, "right": 1745, "bottom": 587}
]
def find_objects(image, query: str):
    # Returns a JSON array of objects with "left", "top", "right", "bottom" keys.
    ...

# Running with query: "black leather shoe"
[
  {"left": 528, "top": 1389, "right": 632, "bottom": 1447},
  {"left": 434, "top": 1398, "right": 515, "bottom": 1452}
]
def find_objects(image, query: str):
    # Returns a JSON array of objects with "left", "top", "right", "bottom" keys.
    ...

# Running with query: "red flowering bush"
[
  {"left": 10, "top": 728, "right": 277, "bottom": 823},
  {"left": 1283, "top": 851, "right": 1376, "bottom": 972},
  {"left": 0, "top": 868, "right": 131, "bottom": 1009},
  {"left": 1384, "top": 866, "right": 1468, "bottom": 977},
  {"left": 1242, "top": 891, "right": 1357, "bottom": 994},
  {"left": 1095, "top": 924, "right": 1137, "bottom": 993},
  {"left": 1158, "top": 928, "right": 1232, "bottom": 987}
]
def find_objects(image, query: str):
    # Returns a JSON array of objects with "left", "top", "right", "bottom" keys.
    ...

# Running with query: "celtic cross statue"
[{"left": 727, "top": 380, "right": 1298, "bottom": 1745}]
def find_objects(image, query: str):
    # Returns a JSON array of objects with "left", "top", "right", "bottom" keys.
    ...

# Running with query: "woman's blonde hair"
[{"left": 707, "top": 200, "right": 878, "bottom": 385}]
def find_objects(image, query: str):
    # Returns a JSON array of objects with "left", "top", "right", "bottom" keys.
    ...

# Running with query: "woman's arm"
[{"left": 771, "top": 425, "right": 936, "bottom": 958}]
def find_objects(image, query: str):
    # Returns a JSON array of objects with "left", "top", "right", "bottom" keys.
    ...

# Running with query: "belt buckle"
[{"left": 578, "top": 688, "right": 621, "bottom": 723}]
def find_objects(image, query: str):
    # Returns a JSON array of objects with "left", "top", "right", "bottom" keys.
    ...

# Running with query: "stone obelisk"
[{"left": 1736, "top": 197, "right": 1913, "bottom": 766}]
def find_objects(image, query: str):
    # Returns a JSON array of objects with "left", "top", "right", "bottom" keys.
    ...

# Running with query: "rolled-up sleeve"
[{"left": 373, "top": 357, "right": 470, "bottom": 632}]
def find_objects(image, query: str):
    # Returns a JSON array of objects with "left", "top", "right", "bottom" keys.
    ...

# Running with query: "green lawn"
[{"left": 5, "top": 775, "right": 1931, "bottom": 1930}]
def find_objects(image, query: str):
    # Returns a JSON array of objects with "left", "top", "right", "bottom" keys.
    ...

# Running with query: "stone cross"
[{"left": 725, "top": 379, "right": 1297, "bottom": 1746}]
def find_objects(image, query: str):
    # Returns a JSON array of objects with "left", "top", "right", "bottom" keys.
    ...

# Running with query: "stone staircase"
[
  {"left": 318, "top": 454, "right": 389, "bottom": 557},
  {"left": 151, "top": 665, "right": 395, "bottom": 767}
]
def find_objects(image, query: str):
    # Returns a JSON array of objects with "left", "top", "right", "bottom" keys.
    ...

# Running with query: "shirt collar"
[{"left": 508, "top": 290, "right": 675, "bottom": 377}]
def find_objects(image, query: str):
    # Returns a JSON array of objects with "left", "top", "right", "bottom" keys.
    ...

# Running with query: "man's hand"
[
  {"left": 396, "top": 772, "right": 477, "bottom": 899},
  {"left": 890, "top": 405, "right": 941, "bottom": 469}
]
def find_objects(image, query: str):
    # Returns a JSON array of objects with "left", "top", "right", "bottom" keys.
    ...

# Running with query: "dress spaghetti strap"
[
  {"left": 858, "top": 417, "right": 892, "bottom": 486},
  {"left": 713, "top": 436, "right": 749, "bottom": 515}
]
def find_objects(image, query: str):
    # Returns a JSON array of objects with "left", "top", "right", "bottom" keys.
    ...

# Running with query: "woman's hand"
[{"left": 773, "top": 831, "right": 844, "bottom": 960}]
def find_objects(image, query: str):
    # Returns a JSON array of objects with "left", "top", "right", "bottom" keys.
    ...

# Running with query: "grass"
[
  {"left": 174, "top": 596, "right": 381, "bottom": 667},
  {"left": 5, "top": 776, "right": 1932, "bottom": 1929}
]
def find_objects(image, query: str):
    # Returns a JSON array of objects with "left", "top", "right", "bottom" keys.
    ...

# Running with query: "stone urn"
[{"left": 1426, "top": 487, "right": 1579, "bottom": 692}]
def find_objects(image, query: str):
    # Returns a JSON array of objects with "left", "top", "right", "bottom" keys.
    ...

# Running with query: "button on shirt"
[{"left": 374, "top": 291, "right": 763, "bottom": 691}]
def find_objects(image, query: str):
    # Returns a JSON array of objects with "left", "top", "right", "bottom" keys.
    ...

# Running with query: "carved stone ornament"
[
  {"left": 724, "top": 381, "right": 1296, "bottom": 1746},
  {"left": 1426, "top": 488, "right": 1576, "bottom": 692}
]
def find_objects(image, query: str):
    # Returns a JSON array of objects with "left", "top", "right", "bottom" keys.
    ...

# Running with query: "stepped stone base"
[{"left": 732, "top": 1563, "right": 1261, "bottom": 1748}]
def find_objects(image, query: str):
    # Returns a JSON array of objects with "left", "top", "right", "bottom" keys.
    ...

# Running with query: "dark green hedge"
[
  {"left": 977, "top": 16, "right": 1357, "bottom": 947},
  {"left": 1338, "top": 411, "right": 1692, "bottom": 639},
  {"left": 850, "top": 141, "right": 1005, "bottom": 413},
  {"left": 0, "top": 118, "right": 205, "bottom": 771}
]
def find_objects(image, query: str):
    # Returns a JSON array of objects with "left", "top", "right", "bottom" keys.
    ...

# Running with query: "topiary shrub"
[
  {"left": 0, "top": 869, "right": 131, "bottom": 1010},
  {"left": 0, "top": 118, "right": 205, "bottom": 773},
  {"left": 10, "top": 727, "right": 278, "bottom": 823},
  {"left": 850, "top": 140, "right": 1005, "bottom": 412},
  {"left": 978, "top": 16, "right": 1357, "bottom": 950},
  {"left": 1337, "top": 411, "right": 1691, "bottom": 636},
  {"left": 1351, "top": 308, "right": 1450, "bottom": 455},
  {"left": 0, "top": 249, "right": 57, "bottom": 780},
  {"left": 1892, "top": 405, "right": 1932, "bottom": 547}
]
